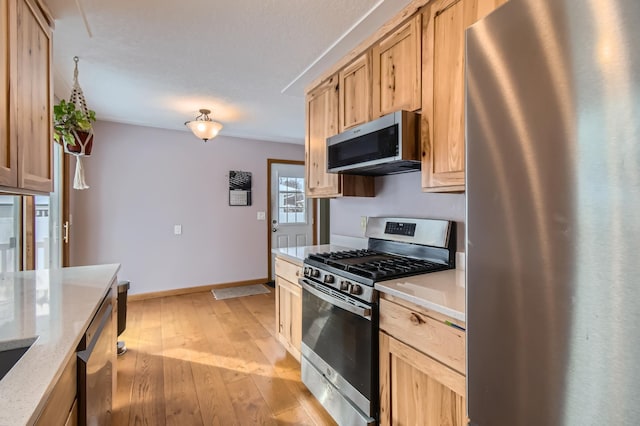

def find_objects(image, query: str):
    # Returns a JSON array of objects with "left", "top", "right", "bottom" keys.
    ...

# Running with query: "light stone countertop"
[
  {"left": 375, "top": 269, "right": 466, "bottom": 323},
  {"left": 0, "top": 264, "right": 120, "bottom": 426},
  {"left": 272, "top": 244, "right": 354, "bottom": 266}
]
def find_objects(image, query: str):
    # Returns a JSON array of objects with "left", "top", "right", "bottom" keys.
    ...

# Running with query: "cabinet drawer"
[
  {"left": 275, "top": 257, "right": 302, "bottom": 284},
  {"left": 379, "top": 298, "right": 465, "bottom": 374}
]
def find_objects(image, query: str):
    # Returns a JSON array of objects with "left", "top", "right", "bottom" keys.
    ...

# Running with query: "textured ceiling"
[{"left": 46, "top": 0, "right": 412, "bottom": 144}]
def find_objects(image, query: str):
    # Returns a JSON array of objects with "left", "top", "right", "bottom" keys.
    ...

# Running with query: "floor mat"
[{"left": 211, "top": 284, "right": 270, "bottom": 300}]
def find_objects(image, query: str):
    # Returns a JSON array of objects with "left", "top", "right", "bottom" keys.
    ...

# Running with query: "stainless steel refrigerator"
[{"left": 466, "top": 0, "right": 640, "bottom": 425}]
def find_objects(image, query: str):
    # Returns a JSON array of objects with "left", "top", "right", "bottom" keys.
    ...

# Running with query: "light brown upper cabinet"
[
  {"left": 0, "top": 0, "right": 16, "bottom": 187},
  {"left": 372, "top": 14, "right": 422, "bottom": 118},
  {"left": 305, "top": 76, "right": 374, "bottom": 198},
  {"left": 339, "top": 52, "right": 371, "bottom": 132},
  {"left": 422, "top": 0, "right": 507, "bottom": 192},
  {"left": 1, "top": 0, "right": 53, "bottom": 193}
]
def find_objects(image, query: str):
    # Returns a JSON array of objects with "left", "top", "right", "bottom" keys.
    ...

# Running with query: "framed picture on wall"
[{"left": 229, "top": 170, "right": 252, "bottom": 206}]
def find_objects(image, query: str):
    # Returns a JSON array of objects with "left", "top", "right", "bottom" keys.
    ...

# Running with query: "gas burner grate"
[
  {"left": 307, "top": 249, "right": 448, "bottom": 281},
  {"left": 308, "top": 249, "right": 380, "bottom": 262},
  {"left": 346, "top": 258, "right": 446, "bottom": 280}
]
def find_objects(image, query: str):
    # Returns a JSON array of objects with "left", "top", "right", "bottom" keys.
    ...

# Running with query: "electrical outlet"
[
  {"left": 360, "top": 216, "right": 367, "bottom": 234},
  {"left": 174, "top": 225, "right": 182, "bottom": 235},
  {"left": 257, "top": 211, "right": 266, "bottom": 220}
]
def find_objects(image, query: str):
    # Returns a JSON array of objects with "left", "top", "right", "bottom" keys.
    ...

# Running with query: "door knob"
[{"left": 272, "top": 227, "right": 277, "bottom": 232}]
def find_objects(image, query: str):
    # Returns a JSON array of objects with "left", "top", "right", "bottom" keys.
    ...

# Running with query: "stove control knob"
[
  {"left": 324, "top": 275, "right": 335, "bottom": 284},
  {"left": 303, "top": 267, "right": 311, "bottom": 277},
  {"left": 340, "top": 281, "right": 351, "bottom": 291},
  {"left": 350, "top": 284, "right": 363, "bottom": 295},
  {"left": 311, "top": 269, "right": 320, "bottom": 278}
]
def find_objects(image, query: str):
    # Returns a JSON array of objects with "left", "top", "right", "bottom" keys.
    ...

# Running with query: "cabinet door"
[
  {"left": 422, "top": 0, "right": 507, "bottom": 192},
  {"left": 306, "top": 76, "right": 375, "bottom": 198},
  {"left": 339, "top": 52, "right": 371, "bottom": 132},
  {"left": 275, "top": 276, "right": 302, "bottom": 361},
  {"left": 379, "top": 332, "right": 466, "bottom": 426},
  {"left": 277, "top": 279, "right": 291, "bottom": 340},
  {"left": 0, "top": 0, "right": 17, "bottom": 187},
  {"left": 15, "top": 0, "right": 52, "bottom": 192},
  {"left": 289, "top": 280, "right": 302, "bottom": 354},
  {"left": 372, "top": 14, "right": 422, "bottom": 118},
  {"left": 306, "top": 76, "right": 341, "bottom": 198}
]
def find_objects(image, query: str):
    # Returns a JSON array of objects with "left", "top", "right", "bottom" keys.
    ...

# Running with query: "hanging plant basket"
[
  {"left": 63, "top": 131, "right": 94, "bottom": 156},
  {"left": 53, "top": 57, "right": 95, "bottom": 190}
]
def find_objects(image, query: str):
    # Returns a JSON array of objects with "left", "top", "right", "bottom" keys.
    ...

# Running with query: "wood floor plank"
[
  {"left": 254, "top": 336, "right": 338, "bottom": 426},
  {"left": 225, "top": 296, "right": 273, "bottom": 340},
  {"left": 113, "top": 300, "right": 143, "bottom": 425},
  {"left": 195, "top": 305, "right": 249, "bottom": 383},
  {"left": 220, "top": 297, "right": 309, "bottom": 417},
  {"left": 127, "top": 325, "right": 166, "bottom": 426},
  {"left": 226, "top": 376, "right": 277, "bottom": 426},
  {"left": 162, "top": 353, "right": 203, "bottom": 426},
  {"left": 190, "top": 358, "right": 239, "bottom": 426},
  {"left": 161, "top": 297, "right": 204, "bottom": 426},
  {"left": 239, "top": 291, "right": 277, "bottom": 337},
  {"left": 273, "top": 405, "right": 317, "bottom": 425},
  {"left": 115, "top": 291, "right": 336, "bottom": 426}
]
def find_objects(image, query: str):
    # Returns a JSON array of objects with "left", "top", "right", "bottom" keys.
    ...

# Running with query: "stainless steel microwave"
[{"left": 326, "top": 110, "right": 420, "bottom": 176}]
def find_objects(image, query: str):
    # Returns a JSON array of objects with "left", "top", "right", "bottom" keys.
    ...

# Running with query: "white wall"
[
  {"left": 70, "top": 121, "right": 304, "bottom": 295},
  {"left": 330, "top": 172, "right": 466, "bottom": 251}
]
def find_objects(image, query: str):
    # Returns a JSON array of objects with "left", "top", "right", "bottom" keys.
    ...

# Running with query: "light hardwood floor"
[{"left": 114, "top": 290, "right": 336, "bottom": 425}]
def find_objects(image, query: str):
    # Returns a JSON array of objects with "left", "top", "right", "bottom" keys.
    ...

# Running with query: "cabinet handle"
[
  {"left": 296, "top": 270, "right": 300, "bottom": 276},
  {"left": 409, "top": 313, "right": 423, "bottom": 325}
]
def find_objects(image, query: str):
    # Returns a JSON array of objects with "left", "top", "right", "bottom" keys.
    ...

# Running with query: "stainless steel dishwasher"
[{"left": 77, "top": 288, "right": 114, "bottom": 426}]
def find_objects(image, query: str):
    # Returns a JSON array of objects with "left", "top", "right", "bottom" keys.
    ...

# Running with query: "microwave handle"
[{"left": 300, "top": 279, "right": 372, "bottom": 320}]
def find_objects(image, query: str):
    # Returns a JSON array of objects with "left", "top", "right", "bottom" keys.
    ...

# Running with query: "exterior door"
[{"left": 269, "top": 161, "right": 313, "bottom": 281}]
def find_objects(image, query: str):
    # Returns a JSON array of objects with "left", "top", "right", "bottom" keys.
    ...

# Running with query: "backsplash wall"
[{"left": 330, "top": 172, "right": 466, "bottom": 251}]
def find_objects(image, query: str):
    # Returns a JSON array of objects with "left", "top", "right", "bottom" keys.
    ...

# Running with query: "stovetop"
[
  {"left": 301, "top": 218, "right": 455, "bottom": 304},
  {"left": 307, "top": 249, "right": 449, "bottom": 282}
]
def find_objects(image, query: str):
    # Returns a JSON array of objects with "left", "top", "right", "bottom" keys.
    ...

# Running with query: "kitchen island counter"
[
  {"left": 376, "top": 268, "right": 466, "bottom": 323},
  {"left": 0, "top": 264, "right": 120, "bottom": 426}
]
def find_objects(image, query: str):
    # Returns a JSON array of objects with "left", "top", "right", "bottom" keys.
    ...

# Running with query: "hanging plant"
[
  {"left": 54, "top": 56, "right": 95, "bottom": 190},
  {"left": 53, "top": 98, "right": 96, "bottom": 153}
]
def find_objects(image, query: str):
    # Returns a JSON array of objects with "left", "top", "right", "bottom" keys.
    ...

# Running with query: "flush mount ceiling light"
[{"left": 185, "top": 109, "right": 223, "bottom": 142}]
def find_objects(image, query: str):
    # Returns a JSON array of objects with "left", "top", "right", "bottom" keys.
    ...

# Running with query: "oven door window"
[{"left": 302, "top": 287, "right": 373, "bottom": 399}]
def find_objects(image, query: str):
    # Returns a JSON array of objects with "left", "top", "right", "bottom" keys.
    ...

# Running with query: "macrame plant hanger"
[{"left": 66, "top": 56, "right": 94, "bottom": 190}]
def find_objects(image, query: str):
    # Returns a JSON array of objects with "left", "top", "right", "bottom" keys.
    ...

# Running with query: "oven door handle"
[{"left": 301, "top": 279, "right": 372, "bottom": 320}]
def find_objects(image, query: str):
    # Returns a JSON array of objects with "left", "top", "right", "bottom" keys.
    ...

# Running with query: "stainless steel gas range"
[{"left": 299, "top": 217, "right": 456, "bottom": 425}]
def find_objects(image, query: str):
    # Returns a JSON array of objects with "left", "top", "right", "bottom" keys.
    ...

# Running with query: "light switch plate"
[
  {"left": 174, "top": 225, "right": 182, "bottom": 235},
  {"left": 257, "top": 211, "right": 266, "bottom": 220}
]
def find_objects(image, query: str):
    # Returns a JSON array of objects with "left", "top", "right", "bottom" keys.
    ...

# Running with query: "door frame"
[{"left": 267, "top": 158, "right": 317, "bottom": 282}]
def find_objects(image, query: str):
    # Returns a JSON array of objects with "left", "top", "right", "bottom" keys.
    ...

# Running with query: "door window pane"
[
  {"left": 278, "top": 177, "right": 306, "bottom": 224},
  {"left": 0, "top": 196, "right": 20, "bottom": 272}
]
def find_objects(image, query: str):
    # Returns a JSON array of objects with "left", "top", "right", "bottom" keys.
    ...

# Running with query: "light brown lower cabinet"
[
  {"left": 34, "top": 355, "right": 77, "bottom": 426},
  {"left": 275, "top": 257, "right": 303, "bottom": 361},
  {"left": 379, "top": 332, "right": 466, "bottom": 426},
  {"left": 379, "top": 293, "right": 467, "bottom": 426}
]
